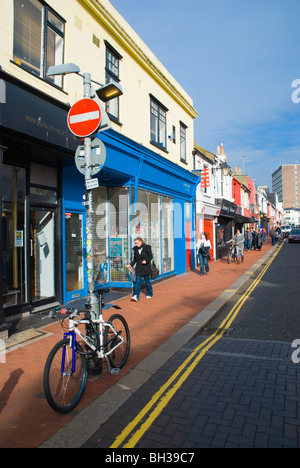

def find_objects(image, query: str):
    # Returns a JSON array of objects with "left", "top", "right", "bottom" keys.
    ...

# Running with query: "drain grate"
[{"left": 202, "top": 327, "right": 235, "bottom": 337}]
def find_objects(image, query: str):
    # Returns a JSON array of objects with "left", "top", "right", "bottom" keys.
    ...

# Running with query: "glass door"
[
  {"left": 64, "top": 212, "right": 86, "bottom": 302},
  {"left": 30, "top": 208, "right": 56, "bottom": 302}
]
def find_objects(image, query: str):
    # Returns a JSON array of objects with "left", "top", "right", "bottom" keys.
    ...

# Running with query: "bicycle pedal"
[{"left": 110, "top": 367, "right": 120, "bottom": 375}]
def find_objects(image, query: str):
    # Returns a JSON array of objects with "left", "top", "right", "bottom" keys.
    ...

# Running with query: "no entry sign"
[{"left": 68, "top": 98, "right": 101, "bottom": 137}]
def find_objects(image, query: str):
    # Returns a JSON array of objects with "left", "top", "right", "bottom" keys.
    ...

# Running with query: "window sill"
[
  {"left": 150, "top": 140, "right": 169, "bottom": 154},
  {"left": 10, "top": 60, "right": 68, "bottom": 95}
]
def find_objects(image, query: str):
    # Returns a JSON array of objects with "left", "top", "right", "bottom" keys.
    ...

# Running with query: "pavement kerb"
[{"left": 39, "top": 246, "right": 276, "bottom": 449}]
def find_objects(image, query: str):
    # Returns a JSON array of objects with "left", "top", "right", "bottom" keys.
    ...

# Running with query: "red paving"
[{"left": 0, "top": 242, "right": 273, "bottom": 448}]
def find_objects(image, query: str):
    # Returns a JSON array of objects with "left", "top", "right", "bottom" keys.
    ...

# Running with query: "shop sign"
[{"left": 220, "top": 199, "right": 237, "bottom": 218}]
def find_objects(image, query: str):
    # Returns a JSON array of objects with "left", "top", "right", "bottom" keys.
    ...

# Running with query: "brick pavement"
[
  {"left": 83, "top": 336, "right": 300, "bottom": 448},
  {"left": 0, "top": 242, "right": 273, "bottom": 448}
]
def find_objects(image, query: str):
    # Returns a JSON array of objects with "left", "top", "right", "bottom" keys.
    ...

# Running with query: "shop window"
[
  {"left": 161, "top": 196, "right": 174, "bottom": 273},
  {"left": 109, "top": 187, "right": 130, "bottom": 283},
  {"left": 13, "top": 0, "right": 65, "bottom": 88},
  {"left": 132, "top": 190, "right": 174, "bottom": 275},
  {"left": 2, "top": 165, "right": 27, "bottom": 307},
  {"left": 93, "top": 187, "right": 109, "bottom": 285},
  {"left": 132, "top": 190, "right": 161, "bottom": 271}
]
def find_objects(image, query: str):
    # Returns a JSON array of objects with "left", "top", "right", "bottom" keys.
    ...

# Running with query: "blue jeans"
[
  {"left": 236, "top": 246, "right": 244, "bottom": 259},
  {"left": 198, "top": 253, "right": 209, "bottom": 275},
  {"left": 133, "top": 275, "right": 153, "bottom": 300},
  {"left": 245, "top": 239, "right": 251, "bottom": 251}
]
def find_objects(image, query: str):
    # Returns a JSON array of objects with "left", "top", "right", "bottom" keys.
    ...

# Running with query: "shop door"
[
  {"left": 204, "top": 219, "right": 215, "bottom": 261},
  {"left": 64, "top": 212, "right": 86, "bottom": 303},
  {"left": 30, "top": 208, "right": 56, "bottom": 302},
  {"left": 185, "top": 203, "right": 192, "bottom": 270}
]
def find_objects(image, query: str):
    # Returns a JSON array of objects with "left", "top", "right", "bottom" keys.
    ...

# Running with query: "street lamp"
[
  {"left": 212, "top": 161, "right": 232, "bottom": 177},
  {"left": 220, "top": 161, "right": 231, "bottom": 177},
  {"left": 47, "top": 63, "right": 123, "bottom": 322}
]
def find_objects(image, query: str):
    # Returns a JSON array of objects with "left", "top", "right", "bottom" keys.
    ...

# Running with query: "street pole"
[
  {"left": 83, "top": 73, "right": 99, "bottom": 321},
  {"left": 82, "top": 74, "right": 102, "bottom": 375}
]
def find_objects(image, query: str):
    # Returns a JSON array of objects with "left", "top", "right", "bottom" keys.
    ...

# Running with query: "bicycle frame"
[{"left": 62, "top": 316, "right": 125, "bottom": 374}]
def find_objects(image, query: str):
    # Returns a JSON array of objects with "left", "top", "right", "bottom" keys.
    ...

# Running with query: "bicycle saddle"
[{"left": 97, "top": 287, "right": 110, "bottom": 295}]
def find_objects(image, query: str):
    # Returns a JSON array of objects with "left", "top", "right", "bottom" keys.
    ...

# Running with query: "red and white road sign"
[{"left": 68, "top": 98, "right": 101, "bottom": 137}]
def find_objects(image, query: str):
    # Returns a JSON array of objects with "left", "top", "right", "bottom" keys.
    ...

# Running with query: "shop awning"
[{"left": 234, "top": 214, "right": 255, "bottom": 224}]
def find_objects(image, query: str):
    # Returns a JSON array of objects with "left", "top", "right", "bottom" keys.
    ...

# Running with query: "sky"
[{"left": 109, "top": 0, "right": 300, "bottom": 188}]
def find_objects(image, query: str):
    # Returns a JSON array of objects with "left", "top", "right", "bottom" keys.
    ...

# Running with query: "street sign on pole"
[
  {"left": 68, "top": 98, "right": 101, "bottom": 137},
  {"left": 75, "top": 138, "right": 106, "bottom": 176}
]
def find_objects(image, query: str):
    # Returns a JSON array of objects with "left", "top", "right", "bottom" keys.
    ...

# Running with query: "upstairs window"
[
  {"left": 180, "top": 122, "right": 187, "bottom": 163},
  {"left": 13, "top": 0, "right": 65, "bottom": 88},
  {"left": 150, "top": 96, "right": 167, "bottom": 150},
  {"left": 105, "top": 42, "right": 122, "bottom": 122}
]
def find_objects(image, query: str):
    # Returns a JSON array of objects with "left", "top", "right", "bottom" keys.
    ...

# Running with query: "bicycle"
[
  {"left": 43, "top": 288, "right": 130, "bottom": 414},
  {"left": 226, "top": 239, "right": 238, "bottom": 264}
]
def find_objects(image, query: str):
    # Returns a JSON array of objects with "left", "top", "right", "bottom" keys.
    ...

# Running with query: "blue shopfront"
[{"left": 62, "top": 130, "right": 199, "bottom": 303}]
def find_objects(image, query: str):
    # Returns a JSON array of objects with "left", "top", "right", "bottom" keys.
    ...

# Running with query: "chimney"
[
  {"left": 220, "top": 143, "right": 224, "bottom": 154},
  {"left": 217, "top": 146, "right": 220, "bottom": 155}
]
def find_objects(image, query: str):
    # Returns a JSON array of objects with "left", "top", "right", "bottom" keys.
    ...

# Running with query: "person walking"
[
  {"left": 127, "top": 237, "right": 153, "bottom": 302},
  {"left": 244, "top": 227, "right": 252, "bottom": 251},
  {"left": 269, "top": 226, "right": 276, "bottom": 246},
  {"left": 196, "top": 232, "right": 211, "bottom": 276},
  {"left": 229, "top": 229, "right": 244, "bottom": 262},
  {"left": 252, "top": 227, "right": 257, "bottom": 250}
]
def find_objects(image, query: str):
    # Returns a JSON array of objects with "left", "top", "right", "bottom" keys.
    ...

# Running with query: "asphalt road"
[
  {"left": 203, "top": 241, "right": 300, "bottom": 342},
  {"left": 82, "top": 241, "right": 300, "bottom": 449}
]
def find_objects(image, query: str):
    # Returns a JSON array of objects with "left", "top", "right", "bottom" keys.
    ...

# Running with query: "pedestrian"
[
  {"left": 233, "top": 229, "right": 244, "bottom": 262},
  {"left": 257, "top": 229, "right": 262, "bottom": 250},
  {"left": 252, "top": 227, "right": 257, "bottom": 250},
  {"left": 269, "top": 226, "right": 276, "bottom": 246},
  {"left": 244, "top": 227, "right": 252, "bottom": 251},
  {"left": 127, "top": 237, "right": 153, "bottom": 302},
  {"left": 196, "top": 232, "right": 211, "bottom": 276}
]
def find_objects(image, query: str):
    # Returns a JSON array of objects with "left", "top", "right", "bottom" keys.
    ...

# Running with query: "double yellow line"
[{"left": 111, "top": 244, "right": 284, "bottom": 448}]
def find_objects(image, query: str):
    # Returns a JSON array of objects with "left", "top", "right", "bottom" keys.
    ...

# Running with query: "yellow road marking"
[{"left": 111, "top": 244, "right": 283, "bottom": 448}]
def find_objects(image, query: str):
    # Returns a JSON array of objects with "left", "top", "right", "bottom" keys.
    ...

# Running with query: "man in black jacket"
[{"left": 127, "top": 237, "right": 153, "bottom": 302}]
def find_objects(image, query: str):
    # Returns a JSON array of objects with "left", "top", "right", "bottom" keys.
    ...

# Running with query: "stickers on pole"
[{"left": 75, "top": 138, "right": 106, "bottom": 176}]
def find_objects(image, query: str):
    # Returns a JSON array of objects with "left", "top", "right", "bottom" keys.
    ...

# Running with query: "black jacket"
[{"left": 130, "top": 244, "right": 153, "bottom": 276}]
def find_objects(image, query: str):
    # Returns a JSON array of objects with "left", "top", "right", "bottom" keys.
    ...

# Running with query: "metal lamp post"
[{"left": 47, "top": 64, "right": 123, "bottom": 320}]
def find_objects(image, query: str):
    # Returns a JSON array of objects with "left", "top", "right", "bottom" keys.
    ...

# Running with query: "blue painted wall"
[{"left": 62, "top": 129, "right": 199, "bottom": 301}]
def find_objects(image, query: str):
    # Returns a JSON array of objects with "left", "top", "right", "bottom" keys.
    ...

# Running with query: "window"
[
  {"left": 2, "top": 165, "right": 27, "bottom": 307},
  {"left": 150, "top": 97, "right": 167, "bottom": 150},
  {"left": 172, "top": 125, "right": 176, "bottom": 144},
  {"left": 180, "top": 122, "right": 187, "bottom": 162},
  {"left": 13, "top": 0, "right": 65, "bottom": 87},
  {"left": 105, "top": 43, "right": 122, "bottom": 121}
]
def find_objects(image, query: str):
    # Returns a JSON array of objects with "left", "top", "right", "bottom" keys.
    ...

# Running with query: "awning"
[{"left": 234, "top": 214, "right": 255, "bottom": 224}]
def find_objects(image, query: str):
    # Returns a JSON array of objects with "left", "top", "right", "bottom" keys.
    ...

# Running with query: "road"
[{"left": 82, "top": 241, "right": 300, "bottom": 449}]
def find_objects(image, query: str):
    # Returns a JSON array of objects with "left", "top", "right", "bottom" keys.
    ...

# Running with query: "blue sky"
[{"left": 109, "top": 0, "right": 300, "bottom": 188}]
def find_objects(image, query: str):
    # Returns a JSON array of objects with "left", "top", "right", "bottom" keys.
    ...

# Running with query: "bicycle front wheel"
[
  {"left": 43, "top": 338, "right": 87, "bottom": 413},
  {"left": 104, "top": 314, "right": 130, "bottom": 369},
  {"left": 227, "top": 251, "right": 232, "bottom": 264}
]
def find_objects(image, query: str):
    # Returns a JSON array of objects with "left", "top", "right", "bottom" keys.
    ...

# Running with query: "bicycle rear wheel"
[
  {"left": 227, "top": 251, "right": 232, "bottom": 264},
  {"left": 104, "top": 314, "right": 130, "bottom": 369},
  {"left": 43, "top": 338, "right": 87, "bottom": 413}
]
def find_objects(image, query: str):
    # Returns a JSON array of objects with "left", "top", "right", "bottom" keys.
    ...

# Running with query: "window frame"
[
  {"left": 105, "top": 41, "right": 122, "bottom": 123},
  {"left": 180, "top": 121, "right": 187, "bottom": 163},
  {"left": 150, "top": 95, "right": 168, "bottom": 152},
  {"left": 13, "top": 0, "right": 65, "bottom": 89}
]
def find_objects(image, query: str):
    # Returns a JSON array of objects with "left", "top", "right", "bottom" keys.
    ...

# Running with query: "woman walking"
[
  {"left": 127, "top": 237, "right": 153, "bottom": 302},
  {"left": 196, "top": 232, "right": 211, "bottom": 276},
  {"left": 233, "top": 229, "right": 245, "bottom": 262}
]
